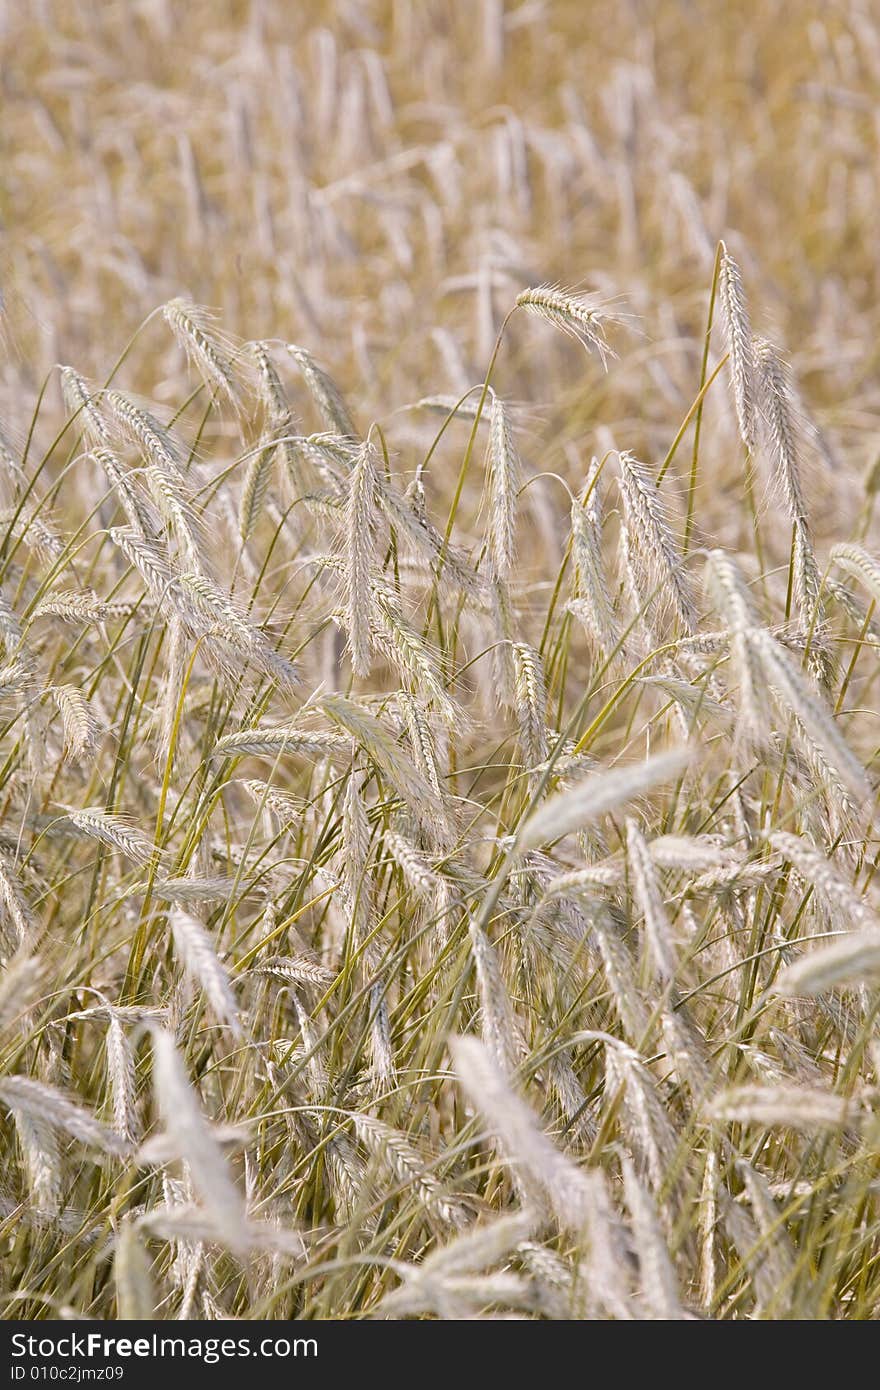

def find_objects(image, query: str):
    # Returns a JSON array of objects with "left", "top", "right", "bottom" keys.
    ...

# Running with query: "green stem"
[{"left": 683, "top": 242, "right": 723, "bottom": 552}]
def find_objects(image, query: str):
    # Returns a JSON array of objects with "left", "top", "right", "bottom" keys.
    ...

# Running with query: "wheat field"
[{"left": 1, "top": 0, "right": 880, "bottom": 1321}]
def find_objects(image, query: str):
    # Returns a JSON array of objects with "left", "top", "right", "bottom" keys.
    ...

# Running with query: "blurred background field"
[{"left": 3, "top": 0, "right": 880, "bottom": 539}]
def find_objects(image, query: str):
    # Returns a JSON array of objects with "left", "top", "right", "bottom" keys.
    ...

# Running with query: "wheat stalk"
[
  {"left": 163, "top": 299, "right": 243, "bottom": 408},
  {"left": 718, "top": 243, "right": 757, "bottom": 450},
  {"left": 515, "top": 284, "right": 618, "bottom": 363}
]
